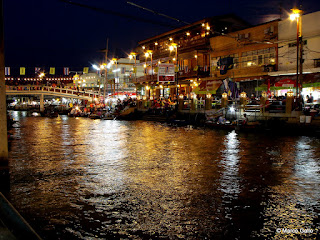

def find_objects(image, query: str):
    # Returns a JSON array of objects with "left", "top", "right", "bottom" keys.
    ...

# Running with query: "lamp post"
[
  {"left": 129, "top": 52, "right": 137, "bottom": 96},
  {"left": 290, "top": 8, "right": 302, "bottom": 97},
  {"left": 111, "top": 58, "right": 118, "bottom": 97},
  {"left": 92, "top": 64, "right": 102, "bottom": 95},
  {"left": 169, "top": 43, "right": 178, "bottom": 98},
  {"left": 145, "top": 50, "right": 153, "bottom": 79}
]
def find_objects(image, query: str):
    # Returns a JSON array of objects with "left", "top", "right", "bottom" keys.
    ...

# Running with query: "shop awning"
[
  {"left": 193, "top": 80, "right": 222, "bottom": 94},
  {"left": 255, "top": 76, "right": 304, "bottom": 91},
  {"left": 112, "top": 92, "right": 136, "bottom": 96},
  {"left": 274, "top": 78, "right": 298, "bottom": 88}
]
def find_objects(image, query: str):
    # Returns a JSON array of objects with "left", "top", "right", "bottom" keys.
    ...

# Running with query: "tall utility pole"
[
  {"left": 0, "top": 0, "right": 8, "bottom": 164},
  {"left": 291, "top": 8, "right": 302, "bottom": 97}
]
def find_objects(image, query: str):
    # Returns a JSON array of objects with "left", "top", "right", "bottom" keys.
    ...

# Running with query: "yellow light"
[
  {"left": 150, "top": 96, "right": 154, "bottom": 100},
  {"left": 173, "top": 57, "right": 176, "bottom": 61},
  {"left": 100, "top": 65, "right": 105, "bottom": 69},
  {"left": 158, "top": 61, "right": 161, "bottom": 64},
  {"left": 290, "top": 9, "right": 301, "bottom": 21},
  {"left": 155, "top": 42, "right": 158, "bottom": 45},
  {"left": 111, "top": 58, "right": 117, "bottom": 64},
  {"left": 169, "top": 37, "right": 173, "bottom": 41},
  {"left": 160, "top": 85, "right": 163, "bottom": 89},
  {"left": 287, "top": 90, "right": 294, "bottom": 97},
  {"left": 240, "top": 92, "right": 247, "bottom": 98},
  {"left": 179, "top": 94, "right": 184, "bottom": 99},
  {"left": 143, "top": 63, "right": 147, "bottom": 68},
  {"left": 206, "top": 26, "right": 210, "bottom": 30},
  {"left": 145, "top": 52, "right": 150, "bottom": 58},
  {"left": 206, "top": 93, "right": 212, "bottom": 98},
  {"left": 201, "top": 23, "right": 205, "bottom": 27},
  {"left": 129, "top": 55, "right": 133, "bottom": 60},
  {"left": 290, "top": 13, "right": 299, "bottom": 20},
  {"left": 186, "top": 32, "right": 190, "bottom": 36},
  {"left": 169, "top": 45, "right": 174, "bottom": 51},
  {"left": 262, "top": 91, "right": 267, "bottom": 98},
  {"left": 194, "top": 55, "right": 198, "bottom": 58},
  {"left": 222, "top": 92, "right": 228, "bottom": 99},
  {"left": 146, "top": 86, "right": 150, "bottom": 90},
  {"left": 143, "top": 96, "right": 147, "bottom": 100},
  {"left": 142, "top": 46, "right": 145, "bottom": 49}
]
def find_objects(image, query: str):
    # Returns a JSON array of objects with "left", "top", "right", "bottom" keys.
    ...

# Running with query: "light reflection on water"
[{"left": 7, "top": 111, "right": 320, "bottom": 239}]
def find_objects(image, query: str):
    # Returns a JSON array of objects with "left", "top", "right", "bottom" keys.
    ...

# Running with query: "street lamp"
[
  {"left": 129, "top": 52, "right": 137, "bottom": 76},
  {"left": 129, "top": 52, "right": 137, "bottom": 96},
  {"left": 170, "top": 43, "right": 178, "bottom": 98},
  {"left": 169, "top": 43, "right": 178, "bottom": 63},
  {"left": 111, "top": 58, "right": 118, "bottom": 97},
  {"left": 290, "top": 8, "right": 302, "bottom": 97},
  {"left": 92, "top": 64, "right": 103, "bottom": 94},
  {"left": 145, "top": 50, "right": 153, "bottom": 79}
]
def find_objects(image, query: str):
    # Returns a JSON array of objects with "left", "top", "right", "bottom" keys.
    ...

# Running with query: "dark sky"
[{"left": 3, "top": 0, "right": 319, "bottom": 70}]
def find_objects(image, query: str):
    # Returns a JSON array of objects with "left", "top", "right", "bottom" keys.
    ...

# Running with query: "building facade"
[
  {"left": 209, "top": 20, "right": 279, "bottom": 97},
  {"left": 134, "top": 14, "right": 250, "bottom": 99},
  {"left": 274, "top": 11, "right": 320, "bottom": 101}
]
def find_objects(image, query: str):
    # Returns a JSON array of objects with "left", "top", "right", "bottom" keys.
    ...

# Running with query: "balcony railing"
[
  {"left": 178, "top": 66, "right": 210, "bottom": 79},
  {"left": 134, "top": 66, "right": 210, "bottom": 83},
  {"left": 142, "top": 37, "right": 210, "bottom": 59}
]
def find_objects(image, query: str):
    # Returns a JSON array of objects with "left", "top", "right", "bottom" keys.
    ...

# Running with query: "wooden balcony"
[
  {"left": 178, "top": 37, "right": 210, "bottom": 52},
  {"left": 179, "top": 66, "right": 210, "bottom": 79},
  {"left": 134, "top": 66, "right": 211, "bottom": 84},
  {"left": 134, "top": 75, "right": 159, "bottom": 84},
  {"left": 141, "top": 37, "right": 210, "bottom": 60}
]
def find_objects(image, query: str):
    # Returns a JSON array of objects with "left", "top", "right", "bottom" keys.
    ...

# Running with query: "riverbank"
[{"left": 133, "top": 108, "right": 320, "bottom": 136}]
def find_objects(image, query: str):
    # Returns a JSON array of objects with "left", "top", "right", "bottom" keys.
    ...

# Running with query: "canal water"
[{"left": 7, "top": 111, "right": 320, "bottom": 239}]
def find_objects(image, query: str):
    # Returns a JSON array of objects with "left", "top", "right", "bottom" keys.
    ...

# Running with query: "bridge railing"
[{"left": 6, "top": 86, "right": 102, "bottom": 99}]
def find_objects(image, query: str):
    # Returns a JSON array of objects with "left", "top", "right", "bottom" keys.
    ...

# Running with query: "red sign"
[
  {"left": 158, "top": 76, "right": 175, "bottom": 82},
  {"left": 158, "top": 64, "right": 175, "bottom": 82},
  {"left": 274, "top": 78, "right": 299, "bottom": 87}
]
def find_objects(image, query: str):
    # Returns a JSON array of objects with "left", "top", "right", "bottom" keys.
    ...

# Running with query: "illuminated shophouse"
[
  {"left": 134, "top": 14, "right": 250, "bottom": 99},
  {"left": 209, "top": 19, "right": 279, "bottom": 98}
]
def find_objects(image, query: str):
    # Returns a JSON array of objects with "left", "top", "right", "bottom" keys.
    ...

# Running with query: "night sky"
[{"left": 3, "top": 0, "right": 319, "bottom": 70}]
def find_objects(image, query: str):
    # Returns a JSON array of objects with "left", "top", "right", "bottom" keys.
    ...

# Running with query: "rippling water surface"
[{"left": 7, "top": 111, "right": 320, "bottom": 239}]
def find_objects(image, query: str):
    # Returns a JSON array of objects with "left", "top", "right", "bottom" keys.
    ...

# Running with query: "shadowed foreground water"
[{"left": 8, "top": 111, "right": 320, "bottom": 239}]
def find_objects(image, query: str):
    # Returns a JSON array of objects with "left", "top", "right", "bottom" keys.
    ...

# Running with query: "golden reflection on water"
[{"left": 7, "top": 113, "right": 320, "bottom": 239}]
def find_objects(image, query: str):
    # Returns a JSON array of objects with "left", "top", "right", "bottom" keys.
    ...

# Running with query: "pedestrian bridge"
[{"left": 6, "top": 86, "right": 102, "bottom": 101}]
